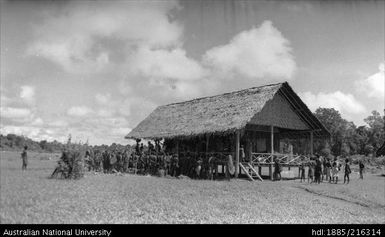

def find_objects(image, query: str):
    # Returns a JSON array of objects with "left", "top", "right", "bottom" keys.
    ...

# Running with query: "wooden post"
[
  {"left": 270, "top": 125, "right": 274, "bottom": 181},
  {"left": 247, "top": 140, "right": 252, "bottom": 164},
  {"left": 235, "top": 130, "right": 240, "bottom": 178},
  {"left": 298, "top": 166, "right": 301, "bottom": 178},
  {"left": 310, "top": 131, "right": 314, "bottom": 156}
]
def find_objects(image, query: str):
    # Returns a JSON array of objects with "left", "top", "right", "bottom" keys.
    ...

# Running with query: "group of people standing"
[
  {"left": 23, "top": 140, "right": 367, "bottom": 184},
  {"left": 83, "top": 141, "right": 231, "bottom": 180},
  {"left": 298, "top": 156, "right": 365, "bottom": 184}
]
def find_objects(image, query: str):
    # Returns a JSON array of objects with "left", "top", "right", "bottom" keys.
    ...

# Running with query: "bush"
[
  {"left": 51, "top": 149, "right": 85, "bottom": 180},
  {"left": 68, "top": 150, "right": 85, "bottom": 179},
  {"left": 364, "top": 145, "right": 374, "bottom": 156}
]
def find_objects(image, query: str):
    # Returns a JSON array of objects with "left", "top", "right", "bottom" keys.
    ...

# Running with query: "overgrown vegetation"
[{"left": 313, "top": 109, "right": 384, "bottom": 157}]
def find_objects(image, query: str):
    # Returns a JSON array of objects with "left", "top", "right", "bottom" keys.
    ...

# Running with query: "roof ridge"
[{"left": 160, "top": 81, "right": 286, "bottom": 107}]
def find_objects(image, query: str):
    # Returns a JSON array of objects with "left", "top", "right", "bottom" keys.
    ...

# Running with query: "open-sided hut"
[{"left": 125, "top": 82, "right": 330, "bottom": 180}]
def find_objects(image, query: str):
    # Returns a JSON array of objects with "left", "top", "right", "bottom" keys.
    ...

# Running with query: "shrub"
[
  {"left": 364, "top": 145, "right": 374, "bottom": 156},
  {"left": 51, "top": 149, "right": 85, "bottom": 180}
]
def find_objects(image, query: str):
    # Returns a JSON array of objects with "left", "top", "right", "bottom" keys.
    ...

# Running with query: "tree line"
[
  {"left": 0, "top": 134, "right": 131, "bottom": 153},
  {"left": 313, "top": 108, "right": 384, "bottom": 157}
]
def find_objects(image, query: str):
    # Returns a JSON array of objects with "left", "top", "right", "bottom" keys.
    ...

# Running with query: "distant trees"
[
  {"left": 0, "top": 133, "right": 131, "bottom": 153},
  {"left": 0, "top": 134, "right": 64, "bottom": 152},
  {"left": 314, "top": 108, "right": 384, "bottom": 157}
]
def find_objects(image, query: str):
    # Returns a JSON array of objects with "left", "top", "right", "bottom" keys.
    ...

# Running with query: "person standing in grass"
[
  {"left": 299, "top": 162, "right": 306, "bottom": 182},
  {"left": 314, "top": 157, "right": 322, "bottom": 184},
  {"left": 344, "top": 158, "right": 351, "bottom": 184},
  {"left": 321, "top": 156, "right": 327, "bottom": 182},
  {"left": 274, "top": 158, "right": 282, "bottom": 181},
  {"left": 308, "top": 161, "right": 314, "bottom": 183},
  {"left": 21, "top": 146, "right": 28, "bottom": 170},
  {"left": 359, "top": 160, "right": 365, "bottom": 179},
  {"left": 331, "top": 158, "right": 339, "bottom": 184},
  {"left": 325, "top": 158, "right": 332, "bottom": 183},
  {"left": 225, "top": 154, "right": 235, "bottom": 181}
]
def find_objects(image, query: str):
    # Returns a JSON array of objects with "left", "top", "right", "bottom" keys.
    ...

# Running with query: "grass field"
[{"left": 1, "top": 150, "right": 384, "bottom": 224}]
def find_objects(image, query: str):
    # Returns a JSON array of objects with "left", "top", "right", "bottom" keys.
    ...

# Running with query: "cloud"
[
  {"left": 26, "top": 1, "right": 182, "bottom": 74},
  {"left": 0, "top": 107, "right": 32, "bottom": 119},
  {"left": 68, "top": 116, "right": 132, "bottom": 145},
  {"left": 355, "top": 62, "right": 385, "bottom": 100},
  {"left": 20, "top": 85, "right": 35, "bottom": 104},
  {"left": 93, "top": 93, "right": 156, "bottom": 127},
  {"left": 0, "top": 94, "right": 11, "bottom": 107},
  {"left": 203, "top": 20, "right": 296, "bottom": 80},
  {"left": 118, "top": 97, "right": 157, "bottom": 125},
  {"left": 125, "top": 20, "right": 297, "bottom": 104},
  {"left": 111, "top": 127, "right": 132, "bottom": 136},
  {"left": 1, "top": 85, "right": 41, "bottom": 127},
  {"left": 300, "top": 91, "right": 366, "bottom": 116},
  {"left": 49, "top": 120, "right": 68, "bottom": 127},
  {"left": 95, "top": 93, "right": 111, "bottom": 105},
  {"left": 67, "top": 106, "right": 94, "bottom": 117},
  {"left": 129, "top": 47, "right": 207, "bottom": 81},
  {"left": 97, "top": 109, "right": 115, "bottom": 118},
  {"left": 0, "top": 125, "right": 41, "bottom": 139},
  {"left": 31, "top": 117, "right": 44, "bottom": 126},
  {"left": 0, "top": 124, "right": 67, "bottom": 142}
]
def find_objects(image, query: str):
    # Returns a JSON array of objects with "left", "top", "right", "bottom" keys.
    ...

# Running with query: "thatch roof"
[{"left": 126, "top": 82, "right": 330, "bottom": 140}]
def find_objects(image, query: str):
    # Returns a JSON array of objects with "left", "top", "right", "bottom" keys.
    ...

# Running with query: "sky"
[{"left": 0, "top": 0, "right": 384, "bottom": 145}]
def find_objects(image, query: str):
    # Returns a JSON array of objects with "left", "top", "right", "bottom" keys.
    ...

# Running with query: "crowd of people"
[
  {"left": 43, "top": 140, "right": 366, "bottom": 182},
  {"left": 83, "top": 140, "right": 233, "bottom": 180},
  {"left": 294, "top": 156, "right": 365, "bottom": 184}
]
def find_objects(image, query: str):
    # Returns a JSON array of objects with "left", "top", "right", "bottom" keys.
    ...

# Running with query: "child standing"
[{"left": 331, "top": 158, "right": 339, "bottom": 184}]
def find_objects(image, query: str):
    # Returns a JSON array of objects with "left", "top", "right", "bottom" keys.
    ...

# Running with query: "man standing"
[
  {"left": 226, "top": 154, "right": 235, "bottom": 181},
  {"left": 344, "top": 158, "right": 351, "bottom": 184},
  {"left": 325, "top": 159, "right": 332, "bottom": 182},
  {"left": 299, "top": 163, "right": 306, "bottom": 182},
  {"left": 21, "top": 146, "right": 28, "bottom": 170},
  {"left": 274, "top": 158, "right": 282, "bottom": 181},
  {"left": 314, "top": 157, "right": 322, "bottom": 184},
  {"left": 359, "top": 160, "right": 365, "bottom": 179},
  {"left": 308, "top": 161, "right": 314, "bottom": 183}
]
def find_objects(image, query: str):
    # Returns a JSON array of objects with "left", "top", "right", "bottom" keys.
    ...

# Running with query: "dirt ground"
[{"left": 1, "top": 150, "right": 384, "bottom": 224}]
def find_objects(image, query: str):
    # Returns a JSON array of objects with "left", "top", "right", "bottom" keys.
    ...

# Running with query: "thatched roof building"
[{"left": 126, "top": 82, "right": 329, "bottom": 140}]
